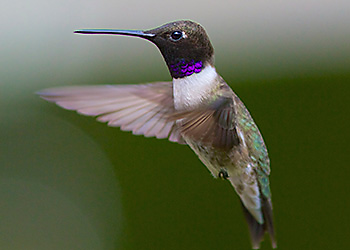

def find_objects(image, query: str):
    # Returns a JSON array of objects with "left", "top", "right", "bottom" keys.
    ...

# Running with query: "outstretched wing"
[{"left": 37, "top": 82, "right": 184, "bottom": 143}]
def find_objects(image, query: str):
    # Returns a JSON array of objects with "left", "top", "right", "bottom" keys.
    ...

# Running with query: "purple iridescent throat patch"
[{"left": 169, "top": 59, "right": 203, "bottom": 78}]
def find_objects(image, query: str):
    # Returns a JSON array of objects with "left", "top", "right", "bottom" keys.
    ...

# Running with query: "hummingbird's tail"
[
  {"left": 241, "top": 196, "right": 277, "bottom": 249},
  {"left": 228, "top": 174, "right": 276, "bottom": 249}
]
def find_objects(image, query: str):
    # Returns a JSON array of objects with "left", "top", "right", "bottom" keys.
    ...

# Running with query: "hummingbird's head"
[
  {"left": 74, "top": 20, "right": 214, "bottom": 79},
  {"left": 144, "top": 20, "right": 214, "bottom": 78}
]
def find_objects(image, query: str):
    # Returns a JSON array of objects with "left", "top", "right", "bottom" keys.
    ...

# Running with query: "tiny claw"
[{"left": 218, "top": 169, "right": 229, "bottom": 179}]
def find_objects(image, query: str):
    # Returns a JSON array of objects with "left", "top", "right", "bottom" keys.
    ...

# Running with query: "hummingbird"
[{"left": 38, "top": 20, "right": 276, "bottom": 249}]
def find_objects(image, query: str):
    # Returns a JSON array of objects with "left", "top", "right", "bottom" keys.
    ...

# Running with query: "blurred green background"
[{"left": 1, "top": 0, "right": 349, "bottom": 249}]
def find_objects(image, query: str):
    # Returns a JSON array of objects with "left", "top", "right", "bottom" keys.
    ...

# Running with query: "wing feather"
[
  {"left": 37, "top": 82, "right": 185, "bottom": 144},
  {"left": 171, "top": 96, "right": 240, "bottom": 149}
]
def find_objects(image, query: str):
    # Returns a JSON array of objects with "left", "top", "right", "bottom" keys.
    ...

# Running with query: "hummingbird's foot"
[{"left": 218, "top": 169, "right": 229, "bottom": 179}]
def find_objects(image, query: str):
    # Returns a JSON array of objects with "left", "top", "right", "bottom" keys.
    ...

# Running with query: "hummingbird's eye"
[{"left": 170, "top": 30, "right": 183, "bottom": 41}]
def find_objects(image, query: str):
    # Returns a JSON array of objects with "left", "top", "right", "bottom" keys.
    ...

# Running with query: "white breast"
[{"left": 173, "top": 66, "right": 218, "bottom": 110}]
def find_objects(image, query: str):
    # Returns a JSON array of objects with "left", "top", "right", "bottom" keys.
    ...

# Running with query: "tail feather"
[
  {"left": 241, "top": 197, "right": 277, "bottom": 249},
  {"left": 261, "top": 198, "right": 276, "bottom": 248}
]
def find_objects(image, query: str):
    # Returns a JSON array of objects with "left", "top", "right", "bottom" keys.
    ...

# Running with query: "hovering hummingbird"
[{"left": 38, "top": 20, "right": 276, "bottom": 249}]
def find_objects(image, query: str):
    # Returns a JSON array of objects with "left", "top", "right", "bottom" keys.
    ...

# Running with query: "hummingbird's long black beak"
[{"left": 74, "top": 29, "right": 155, "bottom": 39}]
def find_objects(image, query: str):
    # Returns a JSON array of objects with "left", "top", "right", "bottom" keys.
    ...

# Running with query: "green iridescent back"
[{"left": 235, "top": 96, "right": 272, "bottom": 199}]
